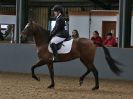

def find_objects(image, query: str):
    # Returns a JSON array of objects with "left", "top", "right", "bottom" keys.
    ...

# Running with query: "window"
[
  {"left": 0, "top": 24, "right": 15, "bottom": 43},
  {"left": 1, "top": 25, "right": 8, "bottom": 29},
  {"left": 51, "top": 21, "right": 56, "bottom": 31}
]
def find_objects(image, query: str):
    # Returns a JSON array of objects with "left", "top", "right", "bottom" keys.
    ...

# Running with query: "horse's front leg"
[
  {"left": 47, "top": 63, "right": 55, "bottom": 89},
  {"left": 31, "top": 60, "right": 46, "bottom": 81}
]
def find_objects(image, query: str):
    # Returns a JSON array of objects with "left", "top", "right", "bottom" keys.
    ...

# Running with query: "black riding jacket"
[{"left": 51, "top": 15, "right": 69, "bottom": 38}]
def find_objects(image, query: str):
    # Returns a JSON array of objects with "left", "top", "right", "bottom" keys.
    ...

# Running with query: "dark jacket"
[
  {"left": 51, "top": 15, "right": 69, "bottom": 38},
  {"left": 91, "top": 36, "right": 103, "bottom": 47}
]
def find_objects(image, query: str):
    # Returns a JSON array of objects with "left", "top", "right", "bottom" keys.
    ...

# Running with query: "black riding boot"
[{"left": 50, "top": 43, "right": 59, "bottom": 61}]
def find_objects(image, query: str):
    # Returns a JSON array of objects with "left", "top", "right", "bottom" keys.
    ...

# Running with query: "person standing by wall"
[
  {"left": 91, "top": 31, "right": 102, "bottom": 46},
  {"left": 71, "top": 30, "right": 79, "bottom": 39},
  {"left": 103, "top": 32, "right": 117, "bottom": 47}
]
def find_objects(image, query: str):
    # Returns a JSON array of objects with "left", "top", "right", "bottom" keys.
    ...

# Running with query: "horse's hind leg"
[
  {"left": 79, "top": 59, "right": 91, "bottom": 86},
  {"left": 79, "top": 69, "right": 90, "bottom": 86},
  {"left": 91, "top": 64, "right": 99, "bottom": 90},
  {"left": 80, "top": 58, "right": 99, "bottom": 90}
]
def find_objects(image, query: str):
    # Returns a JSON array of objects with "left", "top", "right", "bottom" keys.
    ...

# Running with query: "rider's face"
[
  {"left": 72, "top": 31, "right": 76, "bottom": 36},
  {"left": 54, "top": 11, "right": 59, "bottom": 17},
  {"left": 93, "top": 32, "right": 98, "bottom": 38}
]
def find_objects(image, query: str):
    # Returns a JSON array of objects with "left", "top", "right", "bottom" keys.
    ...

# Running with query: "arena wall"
[{"left": 0, "top": 44, "right": 133, "bottom": 80}]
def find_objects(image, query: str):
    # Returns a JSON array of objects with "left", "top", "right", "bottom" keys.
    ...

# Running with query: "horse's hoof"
[
  {"left": 92, "top": 86, "right": 99, "bottom": 90},
  {"left": 47, "top": 84, "right": 55, "bottom": 89},
  {"left": 32, "top": 76, "right": 40, "bottom": 81},
  {"left": 79, "top": 80, "right": 83, "bottom": 86}
]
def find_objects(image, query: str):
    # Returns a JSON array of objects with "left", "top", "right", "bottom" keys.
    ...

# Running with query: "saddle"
[
  {"left": 48, "top": 36, "right": 73, "bottom": 54},
  {"left": 55, "top": 36, "right": 71, "bottom": 50}
]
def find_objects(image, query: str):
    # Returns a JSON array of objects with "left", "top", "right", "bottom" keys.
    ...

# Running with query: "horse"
[{"left": 21, "top": 20, "right": 122, "bottom": 90}]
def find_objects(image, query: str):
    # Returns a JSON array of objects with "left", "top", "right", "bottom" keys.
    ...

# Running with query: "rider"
[{"left": 50, "top": 5, "right": 69, "bottom": 61}]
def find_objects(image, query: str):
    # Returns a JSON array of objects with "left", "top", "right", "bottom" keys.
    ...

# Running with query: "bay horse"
[{"left": 21, "top": 21, "right": 122, "bottom": 90}]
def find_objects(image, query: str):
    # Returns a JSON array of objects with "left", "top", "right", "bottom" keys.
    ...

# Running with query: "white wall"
[
  {"left": 69, "top": 15, "right": 90, "bottom": 38},
  {"left": 69, "top": 15, "right": 118, "bottom": 38},
  {"left": 69, "top": 15, "right": 133, "bottom": 45},
  {"left": 0, "top": 15, "right": 16, "bottom": 41},
  {"left": 0, "top": 15, "right": 16, "bottom": 24}
]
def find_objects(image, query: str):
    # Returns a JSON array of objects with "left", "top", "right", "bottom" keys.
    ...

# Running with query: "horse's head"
[
  {"left": 21, "top": 20, "right": 50, "bottom": 43},
  {"left": 21, "top": 20, "right": 34, "bottom": 36},
  {"left": 21, "top": 20, "right": 35, "bottom": 43}
]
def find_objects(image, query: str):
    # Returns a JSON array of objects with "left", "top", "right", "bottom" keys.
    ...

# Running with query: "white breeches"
[{"left": 50, "top": 36, "right": 66, "bottom": 44}]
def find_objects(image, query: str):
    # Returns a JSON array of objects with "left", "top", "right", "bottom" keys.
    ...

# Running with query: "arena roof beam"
[
  {"left": 30, "top": 1, "right": 92, "bottom": 7},
  {"left": 89, "top": 0, "right": 112, "bottom": 10}
]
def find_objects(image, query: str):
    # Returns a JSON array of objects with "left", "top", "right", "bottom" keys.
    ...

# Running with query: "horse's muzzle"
[{"left": 20, "top": 34, "right": 28, "bottom": 43}]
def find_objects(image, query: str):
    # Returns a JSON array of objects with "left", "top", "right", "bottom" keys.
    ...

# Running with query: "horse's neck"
[
  {"left": 33, "top": 26, "right": 49, "bottom": 47},
  {"left": 34, "top": 36, "right": 46, "bottom": 47}
]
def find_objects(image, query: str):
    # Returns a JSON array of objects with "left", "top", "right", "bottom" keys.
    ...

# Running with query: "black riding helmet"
[{"left": 51, "top": 5, "right": 63, "bottom": 14}]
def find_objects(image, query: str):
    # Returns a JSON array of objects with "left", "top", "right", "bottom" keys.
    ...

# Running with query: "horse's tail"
[{"left": 95, "top": 42, "right": 122, "bottom": 76}]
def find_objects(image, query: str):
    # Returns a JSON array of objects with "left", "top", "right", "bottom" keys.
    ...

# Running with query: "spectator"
[
  {"left": 72, "top": 30, "right": 79, "bottom": 39},
  {"left": 103, "top": 32, "right": 117, "bottom": 47},
  {"left": 91, "top": 31, "right": 102, "bottom": 46}
]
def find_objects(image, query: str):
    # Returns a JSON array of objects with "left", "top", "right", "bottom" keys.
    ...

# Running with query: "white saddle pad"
[{"left": 48, "top": 39, "right": 73, "bottom": 54}]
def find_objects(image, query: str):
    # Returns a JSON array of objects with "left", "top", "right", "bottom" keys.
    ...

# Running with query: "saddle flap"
[{"left": 48, "top": 39, "right": 73, "bottom": 54}]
